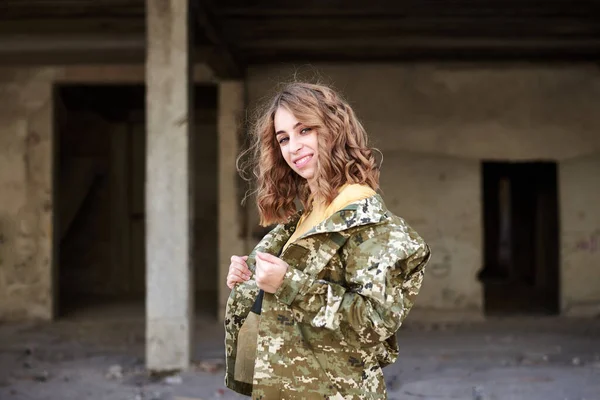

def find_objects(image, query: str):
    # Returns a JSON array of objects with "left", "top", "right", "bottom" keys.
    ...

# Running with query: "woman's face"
[{"left": 274, "top": 107, "right": 319, "bottom": 181}]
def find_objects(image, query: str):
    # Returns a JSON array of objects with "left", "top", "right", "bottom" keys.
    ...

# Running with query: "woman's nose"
[{"left": 290, "top": 137, "right": 303, "bottom": 153}]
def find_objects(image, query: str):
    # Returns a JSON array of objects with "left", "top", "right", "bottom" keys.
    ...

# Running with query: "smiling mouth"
[{"left": 294, "top": 154, "right": 313, "bottom": 168}]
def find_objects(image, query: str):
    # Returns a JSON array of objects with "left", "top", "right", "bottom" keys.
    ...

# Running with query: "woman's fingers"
[
  {"left": 230, "top": 256, "right": 251, "bottom": 276},
  {"left": 256, "top": 251, "right": 285, "bottom": 266},
  {"left": 231, "top": 262, "right": 251, "bottom": 278},
  {"left": 227, "top": 255, "right": 252, "bottom": 288},
  {"left": 231, "top": 267, "right": 250, "bottom": 281},
  {"left": 227, "top": 272, "right": 246, "bottom": 288},
  {"left": 231, "top": 255, "right": 247, "bottom": 263},
  {"left": 231, "top": 255, "right": 249, "bottom": 269}
]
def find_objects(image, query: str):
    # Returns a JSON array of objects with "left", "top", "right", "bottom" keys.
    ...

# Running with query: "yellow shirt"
[{"left": 282, "top": 183, "right": 377, "bottom": 252}]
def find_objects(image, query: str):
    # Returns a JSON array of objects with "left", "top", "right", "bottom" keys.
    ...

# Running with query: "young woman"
[{"left": 224, "top": 82, "right": 430, "bottom": 399}]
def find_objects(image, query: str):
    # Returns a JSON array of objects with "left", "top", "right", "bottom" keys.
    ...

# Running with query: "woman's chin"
[{"left": 300, "top": 172, "right": 315, "bottom": 181}]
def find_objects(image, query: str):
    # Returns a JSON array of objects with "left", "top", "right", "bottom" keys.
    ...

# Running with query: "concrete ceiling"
[
  {"left": 1, "top": 0, "right": 599, "bottom": 77},
  {"left": 215, "top": 0, "right": 600, "bottom": 63}
]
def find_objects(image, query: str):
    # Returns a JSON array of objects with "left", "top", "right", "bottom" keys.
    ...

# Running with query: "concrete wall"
[
  {"left": 560, "top": 153, "right": 600, "bottom": 316},
  {"left": 0, "top": 65, "right": 216, "bottom": 321},
  {"left": 0, "top": 69, "right": 55, "bottom": 320},
  {"left": 379, "top": 152, "right": 482, "bottom": 313},
  {"left": 1, "top": 62, "right": 599, "bottom": 320},
  {"left": 246, "top": 63, "right": 600, "bottom": 317}
]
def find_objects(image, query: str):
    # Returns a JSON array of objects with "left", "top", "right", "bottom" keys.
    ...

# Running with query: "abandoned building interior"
[{"left": 0, "top": 0, "right": 599, "bottom": 377}]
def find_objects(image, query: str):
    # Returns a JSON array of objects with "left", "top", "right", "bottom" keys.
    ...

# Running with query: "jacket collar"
[
  {"left": 289, "top": 193, "right": 388, "bottom": 241},
  {"left": 260, "top": 194, "right": 386, "bottom": 258}
]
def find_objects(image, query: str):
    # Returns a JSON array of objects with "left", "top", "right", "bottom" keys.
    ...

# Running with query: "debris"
[
  {"left": 106, "top": 364, "right": 123, "bottom": 380},
  {"left": 517, "top": 352, "right": 549, "bottom": 365},
  {"left": 472, "top": 385, "right": 491, "bottom": 400},
  {"left": 386, "top": 375, "right": 401, "bottom": 391},
  {"left": 163, "top": 374, "right": 182, "bottom": 385},
  {"left": 174, "top": 397, "right": 204, "bottom": 400},
  {"left": 194, "top": 359, "right": 224, "bottom": 373},
  {"left": 33, "top": 370, "right": 50, "bottom": 382},
  {"left": 149, "top": 391, "right": 162, "bottom": 400}
]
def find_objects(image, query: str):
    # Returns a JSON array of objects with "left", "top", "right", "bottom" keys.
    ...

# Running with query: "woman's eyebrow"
[{"left": 276, "top": 122, "right": 301, "bottom": 136}]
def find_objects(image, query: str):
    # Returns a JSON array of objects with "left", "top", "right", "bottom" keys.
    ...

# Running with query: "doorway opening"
[
  {"left": 54, "top": 84, "right": 218, "bottom": 320},
  {"left": 480, "top": 161, "right": 559, "bottom": 315}
]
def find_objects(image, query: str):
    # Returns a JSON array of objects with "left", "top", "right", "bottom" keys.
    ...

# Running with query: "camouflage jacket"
[{"left": 224, "top": 194, "right": 430, "bottom": 399}]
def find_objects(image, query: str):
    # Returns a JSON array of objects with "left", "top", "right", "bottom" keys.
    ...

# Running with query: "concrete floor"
[{"left": 0, "top": 304, "right": 599, "bottom": 400}]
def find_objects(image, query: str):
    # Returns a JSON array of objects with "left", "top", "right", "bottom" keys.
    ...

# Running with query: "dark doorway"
[
  {"left": 480, "top": 162, "right": 559, "bottom": 315},
  {"left": 55, "top": 85, "right": 147, "bottom": 318},
  {"left": 54, "top": 84, "right": 218, "bottom": 319}
]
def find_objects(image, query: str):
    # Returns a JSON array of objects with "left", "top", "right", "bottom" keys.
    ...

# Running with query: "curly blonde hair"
[{"left": 238, "top": 82, "right": 380, "bottom": 226}]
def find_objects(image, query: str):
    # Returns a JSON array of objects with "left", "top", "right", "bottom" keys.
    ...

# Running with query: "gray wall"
[
  {"left": 246, "top": 63, "right": 600, "bottom": 317},
  {"left": 379, "top": 151, "right": 482, "bottom": 312},
  {"left": 0, "top": 68, "right": 54, "bottom": 320},
  {"left": 560, "top": 154, "right": 600, "bottom": 316},
  {"left": 0, "top": 63, "right": 598, "bottom": 320},
  {"left": 0, "top": 65, "right": 218, "bottom": 321}
]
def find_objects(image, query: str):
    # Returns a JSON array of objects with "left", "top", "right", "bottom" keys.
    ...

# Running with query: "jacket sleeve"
[
  {"left": 245, "top": 224, "right": 287, "bottom": 276},
  {"left": 274, "top": 230, "right": 430, "bottom": 347}
]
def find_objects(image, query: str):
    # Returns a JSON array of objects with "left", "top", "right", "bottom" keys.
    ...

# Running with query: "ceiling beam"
[
  {"left": 245, "top": 47, "right": 600, "bottom": 64},
  {"left": 0, "top": 0, "right": 144, "bottom": 19},
  {"left": 238, "top": 36, "right": 600, "bottom": 52},
  {"left": 191, "top": 0, "right": 243, "bottom": 78},
  {"left": 0, "top": 34, "right": 144, "bottom": 52},
  {"left": 0, "top": 18, "right": 145, "bottom": 35},
  {"left": 0, "top": 34, "right": 220, "bottom": 66},
  {"left": 219, "top": 17, "right": 600, "bottom": 41},
  {"left": 216, "top": 0, "right": 600, "bottom": 18}
]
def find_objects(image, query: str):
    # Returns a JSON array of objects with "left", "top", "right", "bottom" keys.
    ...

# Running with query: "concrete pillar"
[
  {"left": 146, "top": 0, "right": 194, "bottom": 371},
  {"left": 218, "top": 81, "right": 245, "bottom": 320}
]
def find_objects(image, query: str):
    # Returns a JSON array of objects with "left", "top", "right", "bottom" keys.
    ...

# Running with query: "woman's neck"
[
  {"left": 307, "top": 181, "right": 348, "bottom": 208},
  {"left": 307, "top": 179, "right": 318, "bottom": 196}
]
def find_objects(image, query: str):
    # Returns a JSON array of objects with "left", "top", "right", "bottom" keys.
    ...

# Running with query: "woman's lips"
[{"left": 294, "top": 154, "right": 313, "bottom": 168}]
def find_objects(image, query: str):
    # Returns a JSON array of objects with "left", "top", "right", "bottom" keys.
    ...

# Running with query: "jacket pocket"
[{"left": 318, "top": 346, "right": 386, "bottom": 398}]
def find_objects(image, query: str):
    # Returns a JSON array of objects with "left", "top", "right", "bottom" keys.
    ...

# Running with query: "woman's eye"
[
  {"left": 278, "top": 137, "right": 288, "bottom": 144},
  {"left": 300, "top": 127, "right": 311, "bottom": 134}
]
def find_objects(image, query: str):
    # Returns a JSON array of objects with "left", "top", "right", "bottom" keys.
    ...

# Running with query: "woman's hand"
[
  {"left": 227, "top": 255, "right": 251, "bottom": 289},
  {"left": 255, "top": 251, "right": 289, "bottom": 294}
]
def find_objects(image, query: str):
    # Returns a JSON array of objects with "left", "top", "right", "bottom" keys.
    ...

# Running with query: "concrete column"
[
  {"left": 146, "top": 0, "right": 194, "bottom": 371},
  {"left": 218, "top": 81, "right": 245, "bottom": 320}
]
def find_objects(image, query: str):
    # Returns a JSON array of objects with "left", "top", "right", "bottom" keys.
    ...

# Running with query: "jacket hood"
[{"left": 286, "top": 193, "right": 388, "bottom": 240}]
